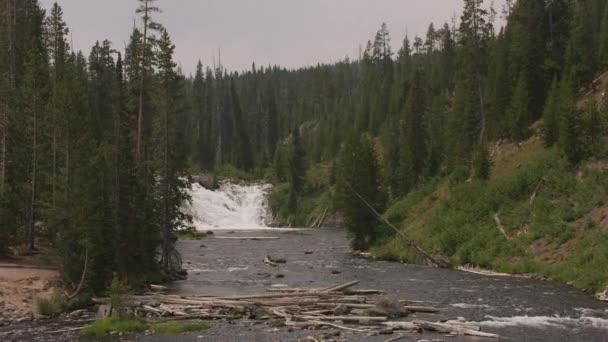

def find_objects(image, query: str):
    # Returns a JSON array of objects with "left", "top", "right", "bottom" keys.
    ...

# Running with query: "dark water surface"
[{"left": 162, "top": 228, "right": 608, "bottom": 342}]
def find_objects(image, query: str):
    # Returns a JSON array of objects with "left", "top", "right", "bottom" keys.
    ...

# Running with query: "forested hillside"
[
  {"left": 1, "top": 0, "right": 608, "bottom": 295},
  {"left": 182, "top": 0, "right": 608, "bottom": 228}
]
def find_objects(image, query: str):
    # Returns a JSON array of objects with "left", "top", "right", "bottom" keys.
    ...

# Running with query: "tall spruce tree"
[{"left": 335, "top": 135, "right": 385, "bottom": 250}]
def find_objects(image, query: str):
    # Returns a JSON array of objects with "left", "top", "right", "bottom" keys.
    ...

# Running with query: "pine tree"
[
  {"left": 473, "top": 144, "right": 491, "bottom": 180},
  {"left": 507, "top": 71, "right": 530, "bottom": 140},
  {"left": 582, "top": 100, "right": 603, "bottom": 155},
  {"left": 542, "top": 78, "right": 560, "bottom": 147},
  {"left": 334, "top": 135, "right": 385, "bottom": 250},
  {"left": 558, "top": 79, "right": 584, "bottom": 165},
  {"left": 287, "top": 128, "right": 305, "bottom": 213},
  {"left": 600, "top": 1, "right": 608, "bottom": 65},
  {"left": 156, "top": 28, "right": 191, "bottom": 276},
  {"left": 135, "top": 0, "right": 162, "bottom": 164},
  {"left": 44, "top": 2, "right": 70, "bottom": 219}
]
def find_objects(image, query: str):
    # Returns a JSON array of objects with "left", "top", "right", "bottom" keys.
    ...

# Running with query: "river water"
[{"left": 167, "top": 182, "right": 608, "bottom": 341}]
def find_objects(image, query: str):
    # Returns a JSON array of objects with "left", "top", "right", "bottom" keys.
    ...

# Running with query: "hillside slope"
[
  {"left": 373, "top": 126, "right": 608, "bottom": 292},
  {"left": 370, "top": 71, "right": 608, "bottom": 293}
]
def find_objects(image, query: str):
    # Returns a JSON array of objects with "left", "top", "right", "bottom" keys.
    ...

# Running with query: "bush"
[
  {"left": 108, "top": 276, "right": 132, "bottom": 319},
  {"left": 81, "top": 318, "right": 149, "bottom": 338},
  {"left": 176, "top": 227, "right": 207, "bottom": 240},
  {"left": 153, "top": 320, "right": 209, "bottom": 335},
  {"left": 36, "top": 290, "right": 68, "bottom": 316}
]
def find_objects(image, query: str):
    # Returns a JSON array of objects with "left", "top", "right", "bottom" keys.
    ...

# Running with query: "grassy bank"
[
  {"left": 81, "top": 318, "right": 209, "bottom": 338},
  {"left": 373, "top": 138, "right": 608, "bottom": 292}
]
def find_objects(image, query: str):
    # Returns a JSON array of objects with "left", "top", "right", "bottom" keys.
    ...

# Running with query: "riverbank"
[{"left": 3, "top": 228, "right": 608, "bottom": 341}]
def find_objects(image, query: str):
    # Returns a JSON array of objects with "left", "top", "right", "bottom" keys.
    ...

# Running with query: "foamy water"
[
  {"left": 186, "top": 181, "right": 273, "bottom": 231},
  {"left": 462, "top": 312, "right": 608, "bottom": 330}
]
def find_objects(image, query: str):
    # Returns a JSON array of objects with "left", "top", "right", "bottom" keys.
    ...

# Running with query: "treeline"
[
  {"left": 0, "top": 0, "right": 191, "bottom": 292},
  {"left": 181, "top": 0, "right": 608, "bottom": 234}
]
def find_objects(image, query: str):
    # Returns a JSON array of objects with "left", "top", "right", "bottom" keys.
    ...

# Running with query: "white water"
[
  {"left": 187, "top": 181, "right": 273, "bottom": 231},
  {"left": 459, "top": 311, "right": 608, "bottom": 330}
]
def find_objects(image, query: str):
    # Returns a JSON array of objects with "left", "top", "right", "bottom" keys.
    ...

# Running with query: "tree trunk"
[
  {"left": 1, "top": 0, "right": 16, "bottom": 201},
  {"left": 161, "top": 99, "right": 170, "bottom": 273},
  {"left": 29, "top": 96, "right": 38, "bottom": 251},
  {"left": 136, "top": 0, "right": 149, "bottom": 165}
]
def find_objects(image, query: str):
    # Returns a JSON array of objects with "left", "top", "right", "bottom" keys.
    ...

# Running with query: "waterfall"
[{"left": 187, "top": 181, "right": 273, "bottom": 231}]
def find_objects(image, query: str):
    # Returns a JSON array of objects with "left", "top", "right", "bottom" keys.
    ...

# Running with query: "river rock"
[{"left": 192, "top": 174, "right": 215, "bottom": 189}]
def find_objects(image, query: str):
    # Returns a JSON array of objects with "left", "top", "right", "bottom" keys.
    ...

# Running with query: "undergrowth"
[{"left": 373, "top": 147, "right": 608, "bottom": 292}]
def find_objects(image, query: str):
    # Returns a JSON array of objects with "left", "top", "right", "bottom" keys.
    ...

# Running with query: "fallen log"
[
  {"left": 384, "top": 334, "right": 408, "bottom": 342},
  {"left": 263, "top": 256, "right": 278, "bottom": 267},
  {"left": 493, "top": 213, "right": 510, "bottom": 240},
  {"left": 402, "top": 305, "right": 440, "bottom": 313},
  {"left": 321, "top": 280, "right": 360, "bottom": 293},
  {"left": 287, "top": 320, "right": 372, "bottom": 333},
  {"left": 382, "top": 321, "right": 419, "bottom": 331},
  {"left": 296, "top": 315, "right": 388, "bottom": 322},
  {"left": 345, "top": 183, "right": 448, "bottom": 268},
  {"left": 315, "top": 207, "right": 329, "bottom": 228},
  {"left": 414, "top": 320, "right": 500, "bottom": 338},
  {"left": 88, "top": 280, "right": 502, "bottom": 339},
  {"left": 213, "top": 236, "right": 279, "bottom": 240}
]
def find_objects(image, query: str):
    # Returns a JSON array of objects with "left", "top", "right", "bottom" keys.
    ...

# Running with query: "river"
[
  {"left": 159, "top": 182, "right": 608, "bottom": 341},
  {"left": 3, "top": 182, "right": 607, "bottom": 341}
]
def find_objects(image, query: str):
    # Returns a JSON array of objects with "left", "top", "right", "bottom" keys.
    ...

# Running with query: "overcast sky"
[{"left": 39, "top": 0, "right": 504, "bottom": 75}]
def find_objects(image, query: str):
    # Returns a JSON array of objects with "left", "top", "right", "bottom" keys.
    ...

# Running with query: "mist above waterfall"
[{"left": 187, "top": 182, "right": 273, "bottom": 231}]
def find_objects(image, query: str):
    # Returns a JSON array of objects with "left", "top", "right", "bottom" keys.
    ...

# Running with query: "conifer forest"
[{"left": 1, "top": 2, "right": 608, "bottom": 339}]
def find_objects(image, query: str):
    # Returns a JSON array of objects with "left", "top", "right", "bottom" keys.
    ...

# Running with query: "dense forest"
[
  {"left": 0, "top": 0, "right": 191, "bottom": 291},
  {"left": 1, "top": 0, "right": 608, "bottom": 294}
]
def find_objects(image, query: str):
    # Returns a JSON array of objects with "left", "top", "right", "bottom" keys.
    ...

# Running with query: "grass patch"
[
  {"left": 153, "top": 320, "right": 209, "bottom": 335},
  {"left": 81, "top": 319, "right": 210, "bottom": 338},
  {"left": 36, "top": 290, "right": 68, "bottom": 316},
  {"left": 81, "top": 318, "right": 149, "bottom": 338},
  {"left": 177, "top": 228, "right": 208, "bottom": 240},
  {"left": 36, "top": 290, "right": 92, "bottom": 316}
]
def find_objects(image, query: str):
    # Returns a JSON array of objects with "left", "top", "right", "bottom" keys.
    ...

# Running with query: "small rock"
[
  {"left": 96, "top": 304, "right": 112, "bottom": 319},
  {"left": 206, "top": 231, "right": 214, "bottom": 235},
  {"left": 305, "top": 250, "right": 314, "bottom": 254},
  {"left": 275, "top": 274, "right": 285, "bottom": 279},
  {"left": 331, "top": 270, "right": 341, "bottom": 275},
  {"left": 378, "top": 328, "right": 393, "bottom": 335},
  {"left": 323, "top": 331, "right": 341, "bottom": 337},
  {"left": 200, "top": 244, "right": 207, "bottom": 248},
  {"left": 68, "top": 309, "right": 88, "bottom": 318}
]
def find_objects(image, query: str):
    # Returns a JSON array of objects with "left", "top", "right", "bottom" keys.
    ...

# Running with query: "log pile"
[{"left": 94, "top": 280, "right": 500, "bottom": 338}]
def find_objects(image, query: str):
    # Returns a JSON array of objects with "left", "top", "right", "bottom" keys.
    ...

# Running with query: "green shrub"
[
  {"left": 177, "top": 227, "right": 207, "bottom": 240},
  {"left": 153, "top": 320, "right": 209, "bottom": 335},
  {"left": 81, "top": 318, "right": 149, "bottom": 338},
  {"left": 36, "top": 290, "right": 68, "bottom": 316},
  {"left": 108, "top": 276, "right": 132, "bottom": 319}
]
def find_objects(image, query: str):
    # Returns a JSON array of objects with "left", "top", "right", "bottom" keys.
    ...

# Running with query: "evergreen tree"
[
  {"left": 473, "top": 144, "right": 491, "bottom": 180},
  {"left": 507, "top": 71, "right": 530, "bottom": 140},
  {"left": 155, "top": 28, "right": 191, "bottom": 276},
  {"left": 558, "top": 79, "right": 583, "bottom": 165},
  {"left": 335, "top": 135, "right": 385, "bottom": 250},
  {"left": 287, "top": 128, "right": 305, "bottom": 213},
  {"left": 542, "top": 78, "right": 560, "bottom": 147},
  {"left": 600, "top": 2, "right": 608, "bottom": 65}
]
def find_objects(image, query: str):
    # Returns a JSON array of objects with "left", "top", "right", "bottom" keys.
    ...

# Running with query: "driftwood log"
[{"left": 92, "top": 280, "right": 501, "bottom": 338}]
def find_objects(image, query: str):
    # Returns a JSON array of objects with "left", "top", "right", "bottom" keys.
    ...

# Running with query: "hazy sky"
[{"left": 39, "top": 0, "right": 504, "bottom": 75}]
